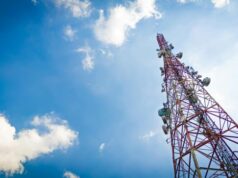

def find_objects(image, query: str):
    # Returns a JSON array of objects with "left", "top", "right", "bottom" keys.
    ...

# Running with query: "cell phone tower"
[{"left": 157, "top": 34, "right": 238, "bottom": 178}]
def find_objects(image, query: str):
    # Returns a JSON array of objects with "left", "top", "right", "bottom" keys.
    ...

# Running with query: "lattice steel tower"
[{"left": 157, "top": 34, "right": 238, "bottom": 178}]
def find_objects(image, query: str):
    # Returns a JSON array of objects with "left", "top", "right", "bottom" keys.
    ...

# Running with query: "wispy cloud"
[
  {"left": 211, "top": 0, "right": 230, "bottom": 8},
  {"left": 205, "top": 42, "right": 238, "bottom": 120},
  {"left": 32, "top": 0, "right": 38, "bottom": 5},
  {"left": 99, "top": 143, "right": 105, "bottom": 153},
  {"left": 177, "top": 0, "right": 231, "bottom": 8},
  {"left": 93, "top": 0, "right": 161, "bottom": 46},
  {"left": 76, "top": 45, "right": 94, "bottom": 71},
  {"left": 54, "top": 0, "right": 91, "bottom": 18},
  {"left": 64, "top": 171, "right": 80, "bottom": 178},
  {"left": 0, "top": 114, "right": 78, "bottom": 175},
  {"left": 176, "top": 0, "right": 197, "bottom": 3},
  {"left": 177, "top": 17, "right": 238, "bottom": 121},
  {"left": 139, "top": 131, "right": 158, "bottom": 141},
  {"left": 99, "top": 49, "right": 113, "bottom": 58},
  {"left": 64, "top": 25, "right": 77, "bottom": 41}
]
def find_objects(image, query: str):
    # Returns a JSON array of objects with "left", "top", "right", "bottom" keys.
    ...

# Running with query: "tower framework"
[{"left": 157, "top": 34, "right": 238, "bottom": 178}]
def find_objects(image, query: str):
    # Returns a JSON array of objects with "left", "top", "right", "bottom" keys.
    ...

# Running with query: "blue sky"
[{"left": 0, "top": 0, "right": 238, "bottom": 177}]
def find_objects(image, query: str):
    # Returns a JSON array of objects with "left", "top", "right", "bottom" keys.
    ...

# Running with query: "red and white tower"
[{"left": 157, "top": 34, "right": 238, "bottom": 178}]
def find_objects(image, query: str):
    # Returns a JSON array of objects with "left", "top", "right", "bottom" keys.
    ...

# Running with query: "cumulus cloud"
[
  {"left": 54, "top": 0, "right": 91, "bottom": 18},
  {"left": 64, "top": 171, "right": 80, "bottom": 178},
  {"left": 64, "top": 25, "right": 77, "bottom": 41},
  {"left": 93, "top": 0, "right": 161, "bottom": 46},
  {"left": 99, "top": 143, "right": 105, "bottom": 153},
  {"left": 211, "top": 0, "right": 230, "bottom": 8},
  {"left": 76, "top": 45, "right": 94, "bottom": 71},
  {"left": 0, "top": 114, "right": 78, "bottom": 175}
]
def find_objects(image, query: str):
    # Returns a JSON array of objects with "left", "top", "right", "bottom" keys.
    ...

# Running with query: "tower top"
[{"left": 156, "top": 33, "right": 169, "bottom": 50}]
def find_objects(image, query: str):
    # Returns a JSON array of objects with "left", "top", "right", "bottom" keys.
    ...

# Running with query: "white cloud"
[
  {"left": 64, "top": 25, "right": 77, "bottom": 41},
  {"left": 177, "top": 18, "right": 238, "bottom": 121},
  {"left": 177, "top": 0, "right": 198, "bottom": 3},
  {"left": 93, "top": 0, "right": 161, "bottom": 46},
  {"left": 99, "top": 143, "right": 105, "bottom": 153},
  {"left": 211, "top": 0, "right": 230, "bottom": 8},
  {"left": 64, "top": 171, "right": 80, "bottom": 178},
  {"left": 139, "top": 131, "right": 157, "bottom": 141},
  {"left": 205, "top": 44, "right": 238, "bottom": 120},
  {"left": 0, "top": 114, "right": 78, "bottom": 175},
  {"left": 76, "top": 45, "right": 94, "bottom": 71},
  {"left": 177, "top": 0, "right": 230, "bottom": 8},
  {"left": 81, "top": 56, "right": 94, "bottom": 71},
  {"left": 99, "top": 49, "right": 113, "bottom": 58},
  {"left": 177, "top": 0, "right": 184, "bottom": 3},
  {"left": 54, "top": 0, "right": 91, "bottom": 18},
  {"left": 100, "top": 49, "right": 106, "bottom": 55}
]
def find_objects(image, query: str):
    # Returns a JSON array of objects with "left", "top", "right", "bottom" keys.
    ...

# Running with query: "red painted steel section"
[{"left": 157, "top": 34, "right": 238, "bottom": 178}]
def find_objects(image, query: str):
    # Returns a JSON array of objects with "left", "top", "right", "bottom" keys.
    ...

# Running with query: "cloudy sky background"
[{"left": 0, "top": 0, "right": 238, "bottom": 177}]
